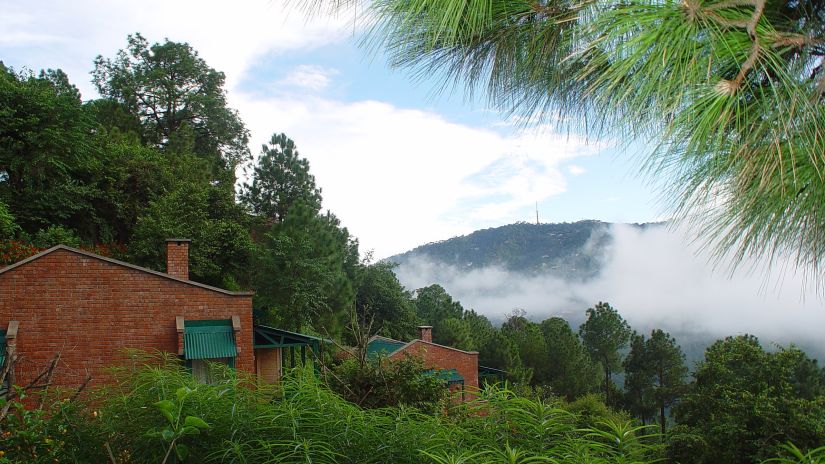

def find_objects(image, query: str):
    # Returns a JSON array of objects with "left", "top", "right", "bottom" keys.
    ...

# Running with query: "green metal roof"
[
  {"left": 366, "top": 337, "right": 406, "bottom": 359},
  {"left": 425, "top": 368, "right": 464, "bottom": 385},
  {"left": 253, "top": 325, "right": 331, "bottom": 349},
  {"left": 479, "top": 365, "right": 507, "bottom": 382},
  {"left": 183, "top": 320, "right": 237, "bottom": 360}
]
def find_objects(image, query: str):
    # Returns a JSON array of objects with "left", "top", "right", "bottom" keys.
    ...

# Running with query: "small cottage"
[
  {"left": 0, "top": 240, "right": 318, "bottom": 389},
  {"left": 366, "top": 326, "right": 480, "bottom": 400}
]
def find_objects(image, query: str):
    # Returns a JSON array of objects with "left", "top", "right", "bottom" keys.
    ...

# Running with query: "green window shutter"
[{"left": 183, "top": 320, "right": 237, "bottom": 360}]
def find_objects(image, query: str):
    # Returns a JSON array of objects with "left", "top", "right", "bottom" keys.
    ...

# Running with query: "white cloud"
[
  {"left": 568, "top": 165, "right": 586, "bottom": 175},
  {"left": 0, "top": 0, "right": 356, "bottom": 97},
  {"left": 278, "top": 65, "right": 339, "bottom": 92},
  {"left": 235, "top": 92, "right": 600, "bottom": 258}
]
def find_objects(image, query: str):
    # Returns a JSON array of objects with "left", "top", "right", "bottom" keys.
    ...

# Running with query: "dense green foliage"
[
  {"left": 0, "top": 64, "right": 113, "bottom": 242},
  {"left": 92, "top": 33, "right": 249, "bottom": 177},
  {"left": 325, "top": 355, "right": 449, "bottom": 412},
  {"left": 671, "top": 335, "right": 825, "bottom": 463},
  {"left": 354, "top": 262, "right": 419, "bottom": 341}
]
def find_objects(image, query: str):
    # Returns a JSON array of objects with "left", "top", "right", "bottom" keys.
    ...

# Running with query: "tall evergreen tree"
[
  {"left": 624, "top": 329, "right": 687, "bottom": 434},
  {"left": 240, "top": 133, "right": 322, "bottom": 224},
  {"left": 623, "top": 333, "right": 657, "bottom": 425},
  {"left": 646, "top": 329, "right": 688, "bottom": 435},
  {"left": 93, "top": 33, "right": 250, "bottom": 178},
  {"left": 540, "top": 317, "right": 600, "bottom": 401},
  {"left": 253, "top": 207, "right": 355, "bottom": 335},
  {"left": 579, "top": 302, "right": 632, "bottom": 405},
  {"left": 502, "top": 314, "right": 547, "bottom": 385}
]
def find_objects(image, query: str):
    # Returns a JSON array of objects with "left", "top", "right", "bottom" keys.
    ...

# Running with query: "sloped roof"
[
  {"left": 254, "top": 325, "right": 331, "bottom": 349},
  {"left": 366, "top": 335, "right": 478, "bottom": 359},
  {"left": 0, "top": 245, "right": 253, "bottom": 296},
  {"left": 366, "top": 336, "right": 407, "bottom": 358},
  {"left": 479, "top": 365, "right": 507, "bottom": 380}
]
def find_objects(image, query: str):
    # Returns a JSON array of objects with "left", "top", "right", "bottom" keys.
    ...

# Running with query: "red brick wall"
[
  {"left": 166, "top": 240, "right": 190, "bottom": 280},
  {"left": 390, "top": 340, "right": 479, "bottom": 393},
  {"left": 417, "top": 326, "right": 433, "bottom": 343},
  {"left": 0, "top": 248, "right": 254, "bottom": 389}
]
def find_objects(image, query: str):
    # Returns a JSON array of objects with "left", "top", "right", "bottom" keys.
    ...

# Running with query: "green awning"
[
  {"left": 184, "top": 320, "right": 237, "bottom": 360},
  {"left": 425, "top": 368, "right": 464, "bottom": 385}
]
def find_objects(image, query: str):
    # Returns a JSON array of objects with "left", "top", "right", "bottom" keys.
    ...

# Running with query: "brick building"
[
  {"left": 0, "top": 239, "right": 257, "bottom": 388},
  {"left": 367, "top": 326, "right": 480, "bottom": 399}
]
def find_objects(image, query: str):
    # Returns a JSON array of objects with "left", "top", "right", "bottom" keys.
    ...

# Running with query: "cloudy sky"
[{"left": 0, "top": 0, "right": 663, "bottom": 259}]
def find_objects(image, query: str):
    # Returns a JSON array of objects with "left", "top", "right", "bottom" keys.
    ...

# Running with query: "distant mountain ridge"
[{"left": 388, "top": 220, "right": 661, "bottom": 280}]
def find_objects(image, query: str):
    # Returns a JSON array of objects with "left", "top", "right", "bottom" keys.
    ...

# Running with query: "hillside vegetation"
[{"left": 389, "top": 221, "right": 658, "bottom": 279}]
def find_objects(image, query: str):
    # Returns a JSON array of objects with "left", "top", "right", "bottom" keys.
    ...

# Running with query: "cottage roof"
[
  {"left": 0, "top": 245, "right": 253, "bottom": 296},
  {"left": 366, "top": 335, "right": 479, "bottom": 358},
  {"left": 253, "top": 325, "right": 331, "bottom": 350}
]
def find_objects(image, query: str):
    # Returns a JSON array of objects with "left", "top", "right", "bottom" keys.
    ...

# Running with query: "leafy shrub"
[
  {"left": 0, "top": 240, "right": 41, "bottom": 265},
  {"left": 764, "top": 443, "right": 825, "bottom": 464},
  {"left": 0, "top": 390, "right": 88, "bottom": 463},
  {"left": 325, "top": 354, "right": 449, "bottom": 413},
  {"left": 0, "top": 202, "right": 19, "bottom": 240},
  {"left": 0, "top": 237, "right": 127, "bottom": 266},
  {"left": 31, "top": 225, "right": 81, "bottom": 248},
  {"left": 562, "top": 392, "right": 632, "bottom": 429}
]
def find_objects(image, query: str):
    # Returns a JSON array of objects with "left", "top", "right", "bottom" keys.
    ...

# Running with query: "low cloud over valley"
[{"left": 394, "top": 224, "right": 825, "bottom": 358}]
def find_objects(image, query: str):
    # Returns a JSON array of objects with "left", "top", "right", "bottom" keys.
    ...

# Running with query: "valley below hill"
[{"left": 387, "top": 220, "right": 825, "bottom": 363}]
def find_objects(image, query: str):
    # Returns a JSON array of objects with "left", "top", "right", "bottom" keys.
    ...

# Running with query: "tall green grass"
[{"left": 0, "top": 352, "right": 820, "bottom": 463}]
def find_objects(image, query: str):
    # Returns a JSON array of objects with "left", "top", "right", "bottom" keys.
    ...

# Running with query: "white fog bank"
[{"left": 394, "top": 224, "right": 824, "bottom": 350}]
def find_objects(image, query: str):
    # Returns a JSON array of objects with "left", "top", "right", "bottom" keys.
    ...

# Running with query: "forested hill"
[{"left": 388, "top": 220, "right": 660, "bottom": 279}]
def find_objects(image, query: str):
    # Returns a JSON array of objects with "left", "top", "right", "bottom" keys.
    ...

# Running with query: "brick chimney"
[
  {"left": 166, "top": 239, "right": 191, "bottom": 280},
  {"left": 417, "top": 325, "right": 433, "bottom": 343}
]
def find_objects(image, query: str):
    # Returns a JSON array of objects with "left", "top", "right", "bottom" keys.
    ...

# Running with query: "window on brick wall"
[
  {"left": 183, "top": 320, "right": 237, "bottom": 384},
  {"left": 190, "top": 357, "right": 234, "bottom": 384}
]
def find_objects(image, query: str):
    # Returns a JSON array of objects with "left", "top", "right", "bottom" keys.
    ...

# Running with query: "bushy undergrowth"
[
  {"left": 0, "top": 352, "right": 821, "bottom": 464},
  {"left": 324, "top": 355, "right": 449, "bottom": 413}
]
